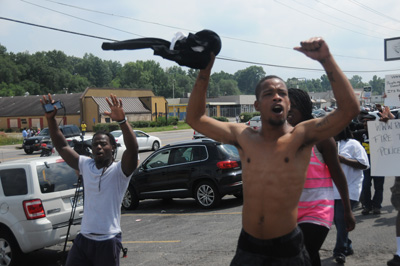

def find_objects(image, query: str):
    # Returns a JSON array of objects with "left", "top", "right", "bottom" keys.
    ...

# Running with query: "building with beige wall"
[{"left": 0, "top": 88, "right": 167, "bottom": 132}]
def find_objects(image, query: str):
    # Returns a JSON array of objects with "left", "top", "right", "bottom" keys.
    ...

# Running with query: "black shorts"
[
  {"left": 65, "top": 233, "right": 122, "bottom": 266},
  {"left": 230, "top": 227, "right": 311, "bottom": 266}
]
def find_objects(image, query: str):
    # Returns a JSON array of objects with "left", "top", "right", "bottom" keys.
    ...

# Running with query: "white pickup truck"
[{"left": 0, "top": 156, "right": 83, "bottom": 265}]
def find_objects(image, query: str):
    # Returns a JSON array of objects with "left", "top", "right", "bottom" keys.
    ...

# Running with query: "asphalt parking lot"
[{"left": 21, "top": 178, "right": 398, "bottom": 266}]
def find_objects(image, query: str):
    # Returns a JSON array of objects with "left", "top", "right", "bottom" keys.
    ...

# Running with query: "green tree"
[
  {"left": 320, "top": 74, "right": 332, "bottom": 91},
  {"left": 349, "top": 75, "right": 368, "bottom": 89},
  {"left": 369, "top": 75, "right": 385, "bottom": 95},
  {"left": 234, "top": 66, "right": 265, "bottom": 94}
]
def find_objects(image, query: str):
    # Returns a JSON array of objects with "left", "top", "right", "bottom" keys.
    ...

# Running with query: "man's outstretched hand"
[
  {"left": 104, "top": 94, "right": 125, "bottom": 122},
  {"left": 40, "top": 93, "right": 58, "bottom": 119},
  {"left": 294, "top": 37, "right": 331, "bottom": 63}
]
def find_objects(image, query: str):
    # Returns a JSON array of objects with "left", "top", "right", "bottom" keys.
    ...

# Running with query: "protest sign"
[
  {"left": 384, "top": 74, "right": 400, "bottom": 106},
  {"left": 368, "top": 120, "right": 400, "bottom": 176}
]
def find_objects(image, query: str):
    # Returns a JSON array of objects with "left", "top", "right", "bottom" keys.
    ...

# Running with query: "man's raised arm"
[
  {"left": 186, "top": 55, "right": 241, "bottom": 144},
  {"left": 294, "top": 37, "right": 360, "bottom": 141}
]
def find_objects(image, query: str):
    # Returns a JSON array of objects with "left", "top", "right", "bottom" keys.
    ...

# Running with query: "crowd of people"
[
  {"left": 22, "top": 127, "right": 40, "bottom": 138},
  {"left": 37, "top": 36, "right": 399, "bottom": 266}
]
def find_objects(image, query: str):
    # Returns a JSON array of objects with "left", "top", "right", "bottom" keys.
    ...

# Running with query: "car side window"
[
  {"left": 0, "top": 169, "right": 28, "bottom": 196},
  {"left": 36, "top": 161, "right": 79, "bottom": 193},
  {"left": 144, "top": 150, "right": 171, "bottom": 169},
  {"left": 136, "top": 131, "right": 147, "bottom": 138},
  {"left": 171, "top": 147, "right": 192, "bottom": 164},
  {"left": 192, "top": 146, "right": 208, "bottom": 161}
]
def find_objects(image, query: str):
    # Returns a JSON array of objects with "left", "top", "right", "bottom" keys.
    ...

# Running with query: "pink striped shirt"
[{"left": 297, "top": 146, "right": 334, "bottom": 228}]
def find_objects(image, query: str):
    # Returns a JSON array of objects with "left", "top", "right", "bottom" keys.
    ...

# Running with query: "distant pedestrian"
[
  {"left": 333, "top": 126, "right": 369, "bottom": 263},
  {"left": 22, "top": 128, "right": 28, "bottom": 139},
  {"left": 80, "top": 121, "right": 87, "bottom": 138}
]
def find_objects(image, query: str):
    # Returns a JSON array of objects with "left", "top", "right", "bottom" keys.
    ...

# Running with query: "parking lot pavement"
[{"left": 20, "top": 177, "right": 398, "bottom": 266}]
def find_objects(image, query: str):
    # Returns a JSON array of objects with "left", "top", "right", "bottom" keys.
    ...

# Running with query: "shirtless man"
[{"left": 186, "top": 37, "right": 360, "bottom": 265}]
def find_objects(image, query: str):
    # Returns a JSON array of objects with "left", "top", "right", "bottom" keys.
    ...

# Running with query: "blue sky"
[{"left": 1, "top": 0, "right": 400, "bottom": 83}]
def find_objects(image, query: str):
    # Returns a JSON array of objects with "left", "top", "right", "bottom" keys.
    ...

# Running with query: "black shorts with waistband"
[{"left": 230, "top": 227, "right": 311, "bottom": 266}]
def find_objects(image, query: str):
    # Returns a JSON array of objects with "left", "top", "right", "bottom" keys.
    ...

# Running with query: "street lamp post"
[{"left": 172, "top": 79, "right": 175, "bottom": 99}]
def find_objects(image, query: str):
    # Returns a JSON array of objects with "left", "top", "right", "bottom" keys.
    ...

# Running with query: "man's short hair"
[
  {"left": 92, "top": 131, "right": 117, "bottom": 149},
  {"left": 255, "top": 75, "right": 286, "bottom": 100}
]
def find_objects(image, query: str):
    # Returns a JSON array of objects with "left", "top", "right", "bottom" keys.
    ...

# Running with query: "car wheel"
[
  {"left": 24, "top": 149, "right": 33, "bottom": 155},
  {"left": 152, "top": 141, "right": 160, "bottom": 151},
  {"left": 0, "top": 230, "right": 22, "bottom": 266},
  {"left": 194, "top": 181, "right": 221, "bottom": 209},
  {"left": 121, "top": 185, "right": 139, "bottom": 210}
]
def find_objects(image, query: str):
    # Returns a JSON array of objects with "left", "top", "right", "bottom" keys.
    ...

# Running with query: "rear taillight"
[
  {"left": 23, "top": 199, "right": 46, "bottom": 220},
  {"left": 217, "top": 160, "right": 239, "bottom": 169}
]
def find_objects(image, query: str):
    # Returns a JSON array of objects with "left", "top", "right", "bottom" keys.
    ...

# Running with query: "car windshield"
[
  {"left": 36, "top": 160, "right": 79, "bottom": 193},
  {"left": 37, "top": 128, "right": 50, "bottom": 136},
  {"left": 111, "top": 131, "right": 123, "bottom": 138},
  {"left": 251, "top": 116, "right": 260, "bottom": 121}
]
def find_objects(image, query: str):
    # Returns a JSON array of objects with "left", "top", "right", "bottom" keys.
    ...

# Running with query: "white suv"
[{"left": 0, "top": 156, "right": 83, "bottom": 266}]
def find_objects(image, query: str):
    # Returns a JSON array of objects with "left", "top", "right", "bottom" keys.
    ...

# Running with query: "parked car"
[
  {"left": 245, "top": 115, "right": 261, "bottom": 130},
  {"left": 22, "top": 125, "right": 82, "bottom": 154},
  {"left": 110, "top": 130, "right": 161, "bottom": 154},
  {"left": 121, "top": 138, "right": 243, "bottom": 210},
  {"left": 193, "top": 130, "right": 206, "bottom": 139},
  {"left": 312, "top": 109, "right": 326, "bottom": 118},
  {"left": 0, "top": 156, "right": 83, "bottom": 265}
]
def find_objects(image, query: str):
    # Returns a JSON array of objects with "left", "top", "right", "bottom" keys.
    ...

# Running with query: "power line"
[
  {"left": 21, "top": 0, "right": 145, "bottom": 37},
  {"left": 274, "top": 0, "right": 383, "bottom": 39},
  {"left": 38, "top": 0, "right": 382, "bottom": 61},
  {"left": 316, "top": 0, "right": 400, "bottom": 32},
  {"left": 291, "top": 0, "right": 396, "bottom": 36},
  {"left": 348, "top": 0, "right": 400, "bottom": 24},
  {"left": 3, "top": 16, "right": 400, "bottom": 75},
  {"left": 0, "top": 17, "right": 118, "bottom": 42}
]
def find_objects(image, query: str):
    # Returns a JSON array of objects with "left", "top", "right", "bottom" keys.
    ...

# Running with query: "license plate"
[{"left": 70, "top": 194, "right": 84, "bottom": 207}]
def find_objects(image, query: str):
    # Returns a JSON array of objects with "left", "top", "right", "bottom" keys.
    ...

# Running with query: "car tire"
[
  {"left": 24, "top": 149, "right": 33, "bottom": 154},
  {"left": 152, "top": 141, "right": 160, "bottom": 151},
  {"left": 0, "top": 230, "right": 23, "bottom": 266},
  {"left": 194, "top": 181, "right": 221, "bottom": 209},
  {"left": 121, "top": 185, "right": 139, "bottom": 210}
]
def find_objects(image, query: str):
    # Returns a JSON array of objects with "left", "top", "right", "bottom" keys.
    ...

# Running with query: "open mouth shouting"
[{"left": 272, "top": 104, "right": 284, "bottom": 115}]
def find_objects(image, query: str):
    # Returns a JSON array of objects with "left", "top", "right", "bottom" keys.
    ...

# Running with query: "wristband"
[{"left": 117, "top": 119, "right": 126, "bottom": 125}]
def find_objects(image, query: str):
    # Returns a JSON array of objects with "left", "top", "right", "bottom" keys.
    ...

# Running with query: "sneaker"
[
  {"left": 345, "top": 248, "right": 354, "bottom": 256},
  {"left": 362, "top": 208, "right": 371, "bottom": 215},
  {"left": 388, "top": 255, "right": 400, "bottom": 266},
  {"left": 335, "top": 254, "right": 346, "bottom": 264},
  {"left": 373, "top": 208, "right": 381, "bottom": 214}
]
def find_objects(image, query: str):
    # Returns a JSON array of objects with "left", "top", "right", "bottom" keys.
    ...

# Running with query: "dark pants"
[
  {"left": 333, "top": 199, "right": 358, "bottom": 257},
  {"left": 362, "top": 168, "right": 385, "bottom": 209},
  {"left": 298, "top": 223, "right": 329, "bottom": 266},
  {"left": 65, "top": 233, "right": 122, "bottom": 266},
  {"left": 230, "top": 227, "right": 311, "bottom": 266}
]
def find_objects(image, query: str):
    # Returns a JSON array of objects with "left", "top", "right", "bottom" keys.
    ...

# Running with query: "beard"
[{"left": 268, "top": 117, "right": 286, "bottom": 126}]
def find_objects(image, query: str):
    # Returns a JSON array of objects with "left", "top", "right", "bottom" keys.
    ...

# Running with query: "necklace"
[{"left": 98, "top": 160, "right": 113, "bottom": 191}]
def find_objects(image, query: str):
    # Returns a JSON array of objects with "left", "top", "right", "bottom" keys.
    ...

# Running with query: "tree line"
[{"left": 0, "top": 43, "right": 386, "bottom": 98}]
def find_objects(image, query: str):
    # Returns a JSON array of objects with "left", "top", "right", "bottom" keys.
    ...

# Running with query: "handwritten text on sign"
[
  {"left": 384, "top": 74, "right": 400, "bottom": 106},
  {"left": 369, "top": 120, "right": 400, "bottom": 176}
]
